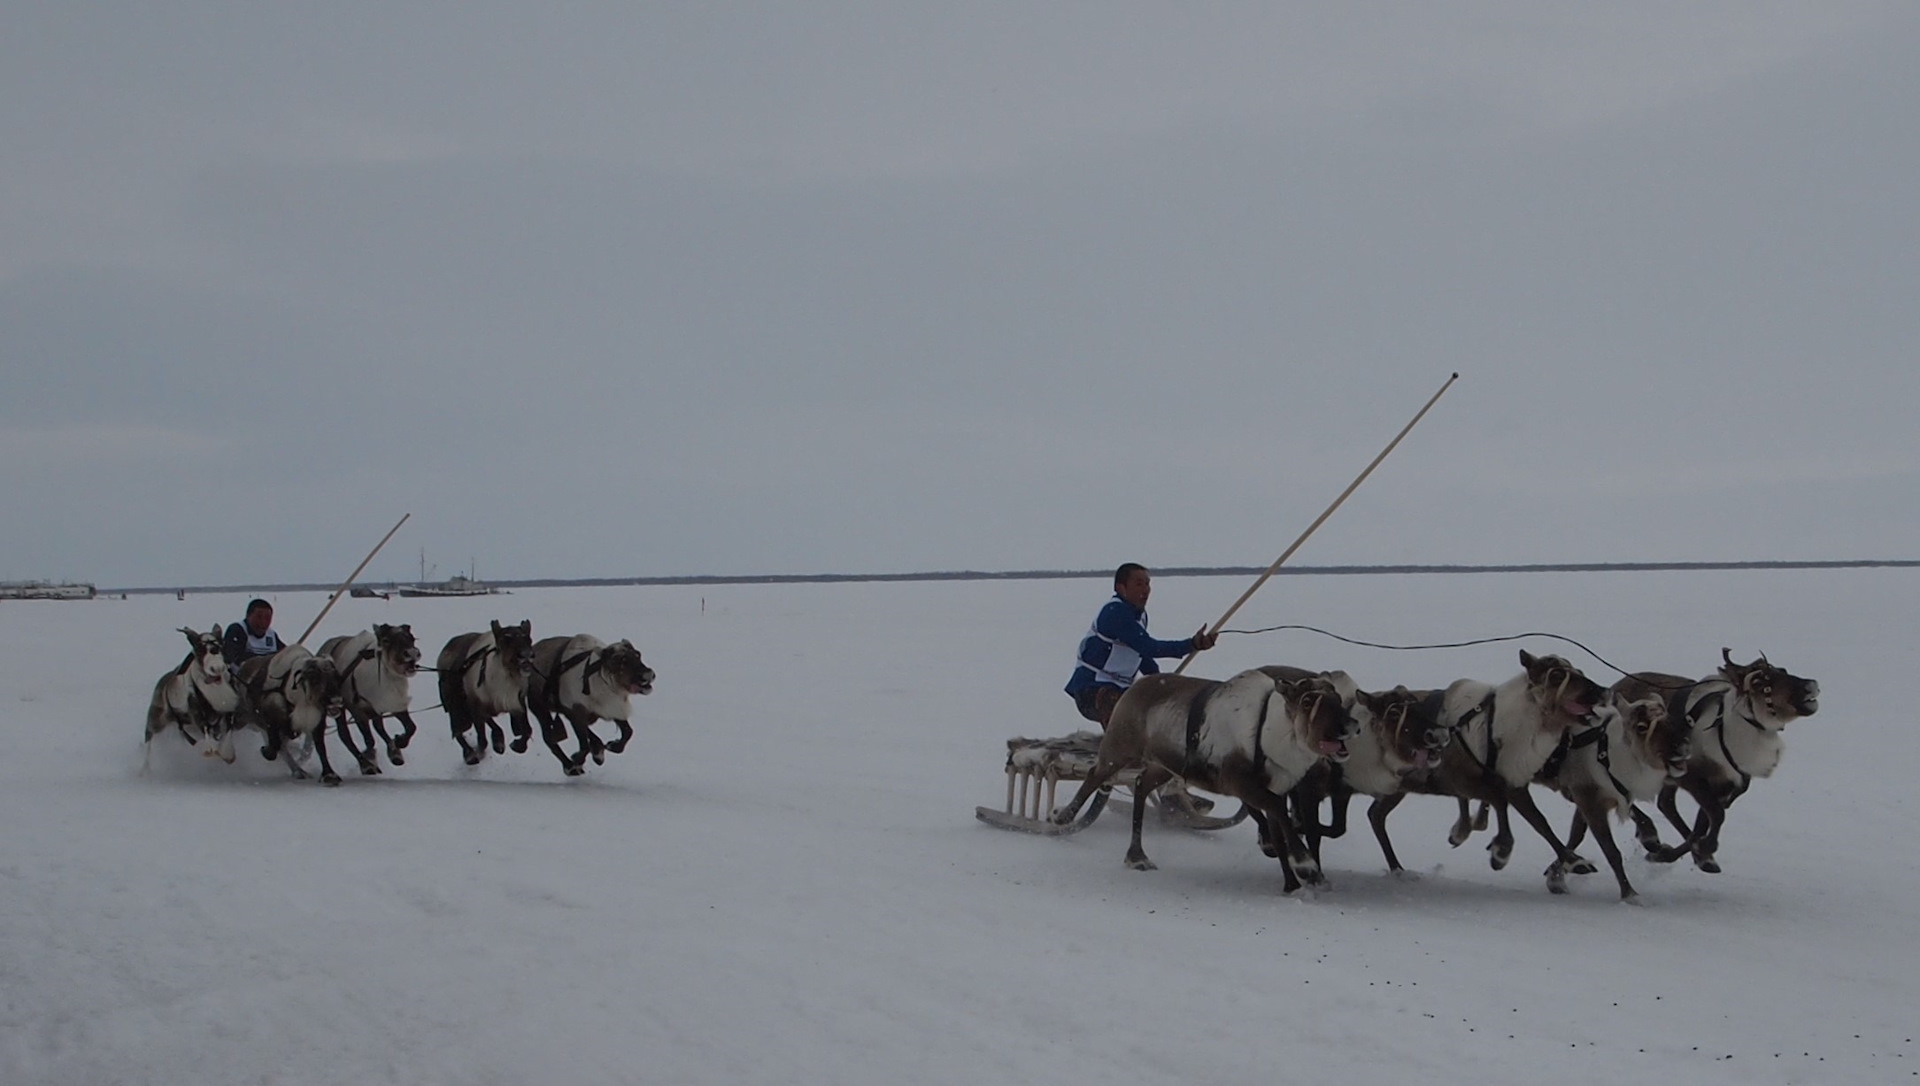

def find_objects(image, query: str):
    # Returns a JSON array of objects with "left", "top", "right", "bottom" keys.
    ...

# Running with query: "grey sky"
[{"left": 5, "top": 3, "right": 1916, "bottom": 587}]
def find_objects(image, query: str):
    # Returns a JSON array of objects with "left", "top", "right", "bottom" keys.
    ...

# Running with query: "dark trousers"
[{"left": 1072, "top": 684, "right": 1124, "bottom": 729}]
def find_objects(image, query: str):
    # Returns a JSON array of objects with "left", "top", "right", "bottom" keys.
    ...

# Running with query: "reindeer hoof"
[
  {"left": 1447, "top": 825, "right": 1471, "bottom": 848},
  {"left": 591, "top": 749, "right": 606, "bottom": 766},
  {"left": 386, "top": 750, "right": 405, "bottom": 767},
  {"left": 359, "top": 763, "right": 382, "bottom": 776},
  {"left": 1568, "top": 855, "right": 1598, "bottom": 876},
  {"left": 605, "top": 739, "right": 627, "bottom": 755},
  {"left": 1547, "top": 872, "right": 1569, "bottom": 895},
  {"left": 1488, "top": 842, "right": 1512, "bottom": 871},
  {"left": 321, "top": 773, "right": 342, "bottom": 787},
  {"left": 1694, "top": 854, "right": 1721, "bottom": 874},
  {"left": 490, "top": 736, "right": 505, "bottom": 755},
  {"left": 510, "top": 738, "right": 529, "bottom": 754},
  {"left": 1125, "top": 856, "right": 1157, "bottom": 871},
  {"left": 463, "top": 751, "right": 482, "bottom": 766},
  {"left": 1619, "top": 890, "right": 1643, "bottom": 905},
  {"left": 564, "top": 763, "right": 585, "bottom": 777}
]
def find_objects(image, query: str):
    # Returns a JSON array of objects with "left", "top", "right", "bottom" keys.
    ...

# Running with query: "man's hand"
[{"left": 1191, "top": 627, "right": 1218, "bottom": 652}]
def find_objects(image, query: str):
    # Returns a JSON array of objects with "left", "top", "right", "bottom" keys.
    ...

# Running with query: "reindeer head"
[
  {"left": 1613, "top": 693, "right": 1692, "bottom": 779},
  {"left": 1277, "top": 674, "right": 1360, "bottom": 763},
  {"left": 600, "top": 639, "right": 655, "bottom": 696},
  {"left": 178, "top": 626, "right": 228, "bottom": 688},
  {"left": 289, "top": 654, "right": 346, "bottom": 715},
  {"left": 490, "top": 619, "right": 536, "bottom": 677},
  {"left": 1519, "top": 650, "right": 1605, "bottom": 726},
  {"left": 1719, "top": 648, "right": 1819, "bottom": 725},
  {"left": 1360, "top": 685, "right": 1452, "bottom": 774},
  {"left": 375, "top": 623, "right": 421, "bottom": 675}
]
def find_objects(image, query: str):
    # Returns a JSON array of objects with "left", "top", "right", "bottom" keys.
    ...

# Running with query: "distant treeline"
[{"left": 104, "top": 559, "right": 1920, "bottom": 597}]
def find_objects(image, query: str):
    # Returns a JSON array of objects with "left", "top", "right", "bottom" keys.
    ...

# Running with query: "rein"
[{"left": 1218, "top": 624, "right": 1710, "bottom": 690}]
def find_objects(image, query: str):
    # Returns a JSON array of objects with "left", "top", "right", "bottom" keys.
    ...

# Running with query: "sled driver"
[
  {"left": 221, "top": 598, "right": 286, "bottom": 671},
  {"left": 1065, "top": 563, "right": 1218, "bottom": 809},
  {"left": 1066, "top": 562, "right": 1218, "bottom": 724}
]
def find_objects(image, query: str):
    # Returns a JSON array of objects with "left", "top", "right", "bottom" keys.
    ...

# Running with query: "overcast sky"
[{"left": 5, "top": 3, "right": 1917, "bottom": 588}]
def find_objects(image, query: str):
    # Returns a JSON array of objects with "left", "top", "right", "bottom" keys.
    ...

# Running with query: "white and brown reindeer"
[
  {"left": 319, "top": 623, "right": 423, "bottom": 775},
  {"left": 236, "top": 646, "right": 348, "bottom": 785},
  {"left": 1286, "top": 678, "right": 1456, "bottom": 876},
  {"left": 1540, "top": 689, "right": 1694, "bottom": 900},
  {"left": 1374, "top": 650, "right": 1607, "bottom": 892},
  {"left": 1620, "top": 648, "right": 1819, "bottom": 873},
  {"left": 142, "top": 626, "right": 243, "bottom": 772},
  {"left": 436, "top": 620, "right": 537, "bottom": 766},
  {"left": 526, "top": 635, "right": 655, "bottom": 776},
  {"left": 1048, "top": 668, "right": 1358, "bottom": 893}
]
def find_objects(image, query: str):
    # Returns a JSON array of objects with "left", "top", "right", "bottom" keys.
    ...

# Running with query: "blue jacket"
[{"left": 1065, "top": 595, "right": 1197, "bottom": 696}]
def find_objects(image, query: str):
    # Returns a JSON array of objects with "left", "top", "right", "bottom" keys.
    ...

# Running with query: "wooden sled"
[{"left": 974, "top": 731, "right": 1248, "bottom": 836}]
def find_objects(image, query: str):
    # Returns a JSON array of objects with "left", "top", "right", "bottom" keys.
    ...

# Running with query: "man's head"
[
  {"left": 1114, "top": 563, "right": 1151, "bottom": 610},
  {"left": 245, "top": 599, "right": 273, "bottom": 636}
]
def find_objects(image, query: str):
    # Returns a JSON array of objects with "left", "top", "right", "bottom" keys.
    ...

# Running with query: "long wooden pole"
[
  {"left": 295, "top": 513, "right": 411, "bottom": 646},
  {"left": 1173, "top": 372, "right": 1459, "bottom": 674}
]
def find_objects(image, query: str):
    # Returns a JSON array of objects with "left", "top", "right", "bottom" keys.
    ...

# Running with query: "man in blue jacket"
[
  {"left": 1065, "top": 563, "right": 1217, "bottom": 728},
  {"left": 221, "top": 598, "right": 285, "bottom": 670}
]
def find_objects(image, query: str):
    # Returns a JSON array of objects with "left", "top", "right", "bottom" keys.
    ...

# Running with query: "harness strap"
[
  {"left": 551, "top": 647, "right": 603, "bottom": 698},
  {"left": 457, "top": 644, "right": 496, "bottom": 687},
  {"left": 338, "top": 645, "right": 381, "bottom": 688},
  {"left": 1452, "top": 692, "right": 1500, "bottom": 780},
  {"left": 1182, "top": 685, "right": 1211, "bottom": 773},
  {"left": 1250, "top": 689, "right": 1274, "bottom": 782}
]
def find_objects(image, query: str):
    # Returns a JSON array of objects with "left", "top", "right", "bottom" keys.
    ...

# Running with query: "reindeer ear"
[
  {"left": 519, "top": 619, "right": 531, "bottom": 634},
  {"left": 1721, "top": 646, "right": 1737, "bottom": 670},
  {"left": 1519, "top": 649, "right": 1539, "bottom": 671},
  {"left": 491, "top": 620, "right": 504, "bottom": 635}
]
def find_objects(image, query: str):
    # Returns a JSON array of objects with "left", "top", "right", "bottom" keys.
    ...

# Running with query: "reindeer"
[
  {"left": 1372, "top": 651, "right": 1606, "bottom": 892},
  {"left": 1048, "top": 668, "right": 1358, "bottom": 893},
  {"left": 319, "top": 624, "right": 422, "bottom": 775},
  {"left": 436, "top": 620, "right": 537, "bottom": 766},
  {"left": 1621, "top": 648, "right": 1819, "bottom": 872},
  {"left": 526, "top": 635, "right": 655, "bottom": 776},
  {"left": 1541, "top": 690, "right": 1694, "bottom": 900},
  {"left": 236, "top": 646, "right": 348, "bottom": 785},
  {"left": 142, "top": 626, "right": 242, "bottom": 772},
  {"left": 1284, "top": 678, "right": 1455, "bottom": 876}
]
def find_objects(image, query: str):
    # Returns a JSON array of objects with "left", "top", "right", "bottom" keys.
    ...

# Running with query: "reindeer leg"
[
  {"left": 567, "top": 712, "right": 598, "bottom": 772},
  {"left": 1503, "top": 786, "right": 1580, "bottom": 893},
  {"left": 390, "top": 709, "right": 418, "bottom": 752},
  {"left": 486, "top": 713, "right": 508, "bottom": 755},
  {"left": 604, "top": 719, "right": 633, "bottom": 755},
  {"left": 1487, "top": 797, "right": 1515, "bottom": 871},
  {"left": 1560, "top": 811, "right": 1598, "bottom": 875},
  {"left": 335, "top": 711, "right": 380, "bottom": 776},
  {"left": 367, "top": 713, "right": 403, "bottom": 766},
  {"left": 448, "top": 709, "right": 485, "bottom": 765},
  {"left": 1448, "top": 797, "right": 1476, "bottom": 847},
  {"left": 1658, "top": 783, "right": 1691, "bottom": 839},
  {"left": 1257, "top": 792, "right": 1318, "bottom": 892},
  {"left": 1051, "top": 752, "right": 1129, "bottom": 825},
  {"left": 1249, "top": 807, "right": 1278, "bottom": 858},
  {"left": 1630, "top": 802, "right": 1668, "bottom": 855},
  {"left": 309, "top": 725, "right": 343, "bottom": 787},
  {"left": 1125, "top": 764, "right": 1174, "bottom": 870},
  {"left": 1583, "top": 805, "right": 1639, "bottom": 902},
  {"left": 534, "top": 707, "right": 577, "bottom": 774},
  {"left": 1367, "top": 793, "right": 1409, "bottom": 874}
]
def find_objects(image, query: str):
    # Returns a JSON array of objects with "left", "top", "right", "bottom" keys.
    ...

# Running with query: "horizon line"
[{"left": 89, "top": 558, "right": 1920, "bottom": 596}]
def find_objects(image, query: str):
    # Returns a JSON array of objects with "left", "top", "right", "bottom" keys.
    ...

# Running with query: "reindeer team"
[
  {"left": 141, "top": 602, "right": 1817, "bottom": 903},
  {"left": 143, "top": 619, "right": 656, "bottom": 784},
  {"left": 1051, "top": 647, "right": 1817, "bottom": 902}
]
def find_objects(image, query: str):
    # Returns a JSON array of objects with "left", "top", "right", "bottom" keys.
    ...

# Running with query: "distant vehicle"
[
  {"left": 349, "top": 586, "right": 393, "bottom": 600},
  {"left": 397, "top": 574, "right": 502, "bottom": 598},
  {"left": 0, "top": 580, "right": 96, "bottom": 600}
]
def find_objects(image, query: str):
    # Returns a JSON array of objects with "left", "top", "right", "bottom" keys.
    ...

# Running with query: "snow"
[{"left": 2, "top": 569, "right": 1914, "bottom": 1085}]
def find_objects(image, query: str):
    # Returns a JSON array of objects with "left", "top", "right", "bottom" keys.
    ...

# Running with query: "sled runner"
[{"left": 974, "top": 731, "right": 1248, "bottom": 835}]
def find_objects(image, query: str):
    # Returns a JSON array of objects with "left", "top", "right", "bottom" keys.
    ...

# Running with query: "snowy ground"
[{"left": 1, "top": 569, "right": 1913, "bottom": 1085}]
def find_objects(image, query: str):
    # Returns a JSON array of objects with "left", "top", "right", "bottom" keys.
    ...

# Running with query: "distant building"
[{"left": 0, "top": 580, "right": 97, "bottom": 600}]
